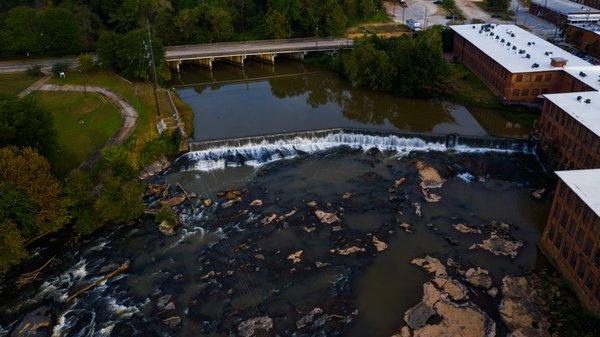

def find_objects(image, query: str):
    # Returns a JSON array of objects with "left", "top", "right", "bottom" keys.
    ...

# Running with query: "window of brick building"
[
  {"left": 585, "top": 238, "right": 594, "bottom": 256},
  {"left": 578, "top": 263, "right": 587, "bottom": 279},
  {"left": 594, "top": 249, "right": 600, "bottom": 268},
  {"left": 570, "top": 252, "right": 579, "bottom": 268},
  {"left": 532, "top": 89, "right": 540, "bottom": 96},
  {"left": 586, "top": 272, "right": 595, "bottom": 290},
  {"left": 541, "top": 88, "right": 548, "bottom": 94},
  {"left": 562, "top": 241, "right": 571, "bottom": 258},
  {"left": 516, "top": 74, "right": 523, "bottom": 82},
  {"left": 555, "top": 234, "right": 563, "bottom": 249},
  {"left": 525, "top": 74, "right": 532, "bottom": 82},
  {"left": 544, "top": 74, "right": 552, "bottom": 81},
  {"left": 522, "top": 89, "right": 529, "bottom": 96},
  {"left": 512, "top": 89, "right": 519, "bottom": 96},
  {"left": 535, "top": 74, "right": 543, "bottom": 81}
]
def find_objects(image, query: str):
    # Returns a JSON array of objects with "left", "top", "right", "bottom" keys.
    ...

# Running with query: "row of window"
[
  {"left": 511, "top": 88, "right": 548, "bottom": 97},
  {"left": 459, "top": 38, "right": 507, "bottom": 92},
  {"left": 515, "top": 73, "right": 553, "bottom": 82}
]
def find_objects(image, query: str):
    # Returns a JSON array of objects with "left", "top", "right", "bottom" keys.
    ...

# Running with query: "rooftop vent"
[
  {"left": 511, "top": 33, "right": 515, "bottom": 37},
  {"left": 472, "top": 25, "right": 476, "bottom": 29},
  {"left": 526, "top": 54, "right": 531, "bottom": 58},
  {"left": 585, "top": 99, "right": 591, "bottom": 104},
  {"left": 507, "top": 42, "right": 511, "bottom": 46},
  {"left": 501, "top": 38, "right": 505, "bottom": 43},
  {"left": 512, "top": 46, "right": 517, "bottom": 50},
  {"left": 532, "top": 63, "right": 540, "bottom": 68},
  {"left": 496, "top": 36, "right": 500, "bottom": 39},
  {"left": 579, "top": 71, "right": 587, "bottom": 77},
  {"left": 577, "top": 96, "right": 582, "bottom": 101},
  {"left": 550, "top": 57, "right": 568, "bottom": 67},
  {"left": 519, "top": 49, "right": 525, "bottom": 54}
]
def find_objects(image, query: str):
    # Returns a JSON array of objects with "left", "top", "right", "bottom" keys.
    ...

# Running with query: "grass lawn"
[
  {"left": 48, "top": 71, "right": 193, "bottom": 159},
  {"left": 30, "top": 91, "right": 122, "bottom": 177},
  {"left": 445, "top": 63, "right": 539, "bottom": 128},
  {"left": 0, "top": 72, "right": 38, "bottom": 95}
]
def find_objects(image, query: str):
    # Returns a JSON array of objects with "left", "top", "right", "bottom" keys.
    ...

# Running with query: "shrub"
[
  {"left": 51, "top": 63, "right": 70, "bottom": 76},
  {"left": 25, "top": 65, "right": 43, "bottom": 78}
]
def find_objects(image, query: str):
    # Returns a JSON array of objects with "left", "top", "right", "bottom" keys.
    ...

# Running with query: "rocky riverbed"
[{"left": 1, "top": 147, "right": 556, "bottom": 337}]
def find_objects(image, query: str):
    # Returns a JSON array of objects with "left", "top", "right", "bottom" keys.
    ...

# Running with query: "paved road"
[
  {"left": 165, "top": 38, "right": 352, "bottom": 61},
  {"left": 0, "top": 57, "right": 77, "bottom": 74}
]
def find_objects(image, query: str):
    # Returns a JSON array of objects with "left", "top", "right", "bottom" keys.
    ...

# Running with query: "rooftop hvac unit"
[
  {"left": 526, "top": 54, "right": 531, "bottom": 58},
  {"left": 519, "top": 49, "right": 525, "bottom": 54},
  {"left": 577, "top": 96, "right": 582, "bottom": 101},
  {"left": 585, "top": 99, "right": 591, "bottom": 104},
  {"left": 512, "top": 46, "right": 517, "bottom": 50},
  {"left": 580, "top": 71, "right": 587, "bottom": 77},
  {"left": 532, "top": 63, "right": 540, "bottom": 68}
]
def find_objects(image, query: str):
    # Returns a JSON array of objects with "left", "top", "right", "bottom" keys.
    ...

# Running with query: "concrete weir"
[{"left": 165, "top": 37, "right": 352, "bottom": 72}]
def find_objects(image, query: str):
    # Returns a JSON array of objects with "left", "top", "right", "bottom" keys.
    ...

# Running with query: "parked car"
[
  {"left": 406, "top": 19, "right": 422, "bottom": 31},
  {"left": 433, "top": 0, "right": 442, "bottom": 4}
]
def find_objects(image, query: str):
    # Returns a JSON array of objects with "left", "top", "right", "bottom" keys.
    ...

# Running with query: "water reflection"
[{"left": 170, "top": 59, "right": 528, "bottom": 141}]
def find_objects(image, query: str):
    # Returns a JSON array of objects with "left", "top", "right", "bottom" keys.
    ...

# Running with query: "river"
[{"left": 0, "top": 60, "right": 551, "bottom": 337}]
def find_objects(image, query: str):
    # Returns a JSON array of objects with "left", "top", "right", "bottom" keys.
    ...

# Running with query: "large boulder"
[
  {"left": 10, "top": 306, "right": 53, "bottom": 337},
  {"left": 499, "top": 276, "right": 548, "bottom": 334}
]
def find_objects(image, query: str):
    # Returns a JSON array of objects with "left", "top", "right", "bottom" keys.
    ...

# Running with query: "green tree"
[
  {"left": 39, "top": 7, "right": 82, "bottom": 55},
  {"left": 0, "top": 146, "right": 68, "bottom": 241},
  {"left": 0, "top": 93, "right": 58, "bottom": 160},
  {"left": 62, "top": 170, "right": 102, "bottom": 235},
  {"left": 0, "top": 221, "right": 29, "bottom": 277},
  {"left": 344, "top": 40, "right": 395, "bottom": 91},
  {"left": 0, "top": 6, "right": 39, "bottom": 56},
  {"left": 265, "top": 8, "right": 291, "bottom": 39}
]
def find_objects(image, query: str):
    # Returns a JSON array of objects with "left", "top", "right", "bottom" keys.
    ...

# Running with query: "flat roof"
[
  {"left": 532, "top": 0, "right": 600, "bottom": 15},
  {"left": 556, "top": 169, "right": 600, "bottom": 218},
  {"left": 543, "top": 91, "right": 600, "bottom": 138},
  {"left": 569, "top": 22, "right": 600, "bottom": 36},
  {"left": 563, "top": 66, "right": 600, "bottom": 91},
  {"left": 450, "top": 24, "right": 592, "bottom": 73}
]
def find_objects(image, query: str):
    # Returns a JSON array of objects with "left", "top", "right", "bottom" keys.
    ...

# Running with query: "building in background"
[
  {"left": 530, "top": 0, "right": 600, "bottom": 26},
  {"left": 539, "top": 91, "right": 600, "bottom": 169},
  {"left": 451, "top": 24, "right": 593, "bottom": 104},
  {"left": 566, "top": 22, "right": 600, "bottom": 59},
  {"left": 540, "top": 169, "right": 600, "bottom": 316},
  {"left": 575, "top": 0, "right": 600, "bottom": 10}
]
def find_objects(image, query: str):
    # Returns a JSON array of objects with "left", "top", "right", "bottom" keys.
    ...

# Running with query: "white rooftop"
[
  {"left": 532, "top": 0, "right": 600, "bottom": 15},
  {"left": 563, "top": 66, "right": 600, "bottom": 91},
  {"left": 543, "top": 91, "right": 600, "bottom": 138},
  {"left": 450, "top": 24, "right": 592, "bottom": 73},
  {"left": 556, "top": 169, "right": 600, "bottom": 217}
]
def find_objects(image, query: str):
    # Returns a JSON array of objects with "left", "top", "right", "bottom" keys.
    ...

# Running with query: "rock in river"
[
  {"left": 372, "top": 236, "right": 388, "bottom": 252},
  {"left": 499, "top": 276, "right": 548, "bottom": 334},
  {"left": 465, "top": 267, "right": 493, "bottom": 289},
  {"left": 416, "top": 161, "right": 445, "bottom": 189},
  {"left": 10, "top": 306, "right": 53, "bottom": 337},
  {"left": 411, "top": 256, "right": 447, "bottom": 277},
  {"left": 470, "top": 232, "right": 523, "bottom": 258},
  {"left": 237, "top": 316, "right": 273, "bottom": 337},
  {"left": 315, "top": 210, "right": 341, "bottom": 224}
]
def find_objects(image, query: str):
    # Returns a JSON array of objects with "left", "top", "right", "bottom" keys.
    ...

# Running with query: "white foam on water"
[
  {"left": 180, "top": 133, "right": 525, "bottom": 172},
  {"left": 96, "top": 324, "right": 114, "bottom": 337},
  {"left": 457, "top": 172, "right": 476, "bottom": 183},
  {"left": 106, "top": 297, "right": 139, "bottom": 319},
  {"left": 52, "top": 309, "right": 96, "bottom": 337}
]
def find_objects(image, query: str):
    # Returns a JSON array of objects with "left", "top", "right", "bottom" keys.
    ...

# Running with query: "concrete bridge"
[{"left": 165, "top": 37, "right": 352, "bottom": 71}]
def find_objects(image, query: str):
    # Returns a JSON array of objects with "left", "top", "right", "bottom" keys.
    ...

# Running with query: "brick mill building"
[
  {"left": 575, "top": 0, "right": 600, "bottom": 9},
  {"left": 451, "top": 24, "right": 593, "bottom": 104},
  {"left": 538, "top": 91, "right": 600, "bottom": 169},
  {"left": 566, "top": 22, "right": 600, "bottom": 58},
  {"left": 540, "top": 169, "right": 600, "bottom": 315},
  {"left": 530, "top": 0, "right": 600, "bottom": 26}
]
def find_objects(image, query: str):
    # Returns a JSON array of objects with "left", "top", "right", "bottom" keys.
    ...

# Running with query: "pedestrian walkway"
[
  {"left": 36, "top": 83, "right": 138, "bottom": 169},
  {"left": 18, "top": 75, "right": 50, "bottom": 98}
]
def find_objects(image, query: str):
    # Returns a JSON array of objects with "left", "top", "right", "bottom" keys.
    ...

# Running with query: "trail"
[{"left": 37, "top": 84, "right": 139, "bottom": 169}]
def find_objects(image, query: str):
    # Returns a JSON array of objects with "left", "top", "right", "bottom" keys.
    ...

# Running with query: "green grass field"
[
  {"left": 0, "top": 72, "right": 38, "bottom": 95},
  {"left": 30, "top": 91, "right": 122, "bottom": 177}
]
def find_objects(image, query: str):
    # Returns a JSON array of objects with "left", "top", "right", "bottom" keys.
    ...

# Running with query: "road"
[
  {"left": 0, "top": 56, "right": 78, "bottom": 74},
  {"left": 165, "top": 38, "right": 352, "bottom": 61}
]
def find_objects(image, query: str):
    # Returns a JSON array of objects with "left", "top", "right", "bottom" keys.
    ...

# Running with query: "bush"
[
  {"left": 139, "top": 131, "right": 180, "bottom": 167},
  {"left": 25, "top": 65, "right": 43, "bottom": 78},
  {"left": 155, "top": 206, "right": 177, "bottom": 227},
  {"left": 51, "top": 63, "right": 70, "bottom": 77}
]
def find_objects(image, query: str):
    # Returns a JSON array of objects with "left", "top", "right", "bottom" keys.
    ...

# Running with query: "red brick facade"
[
  {"left": 541, "top": 180, "right": 600, "bottom": 316},
  {"left": 539, "top": 99, "right": 600, "bottom": 169}
]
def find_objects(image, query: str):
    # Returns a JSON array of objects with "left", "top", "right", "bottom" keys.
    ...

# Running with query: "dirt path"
[
  {"left": 37, "top": 84, "right": 138, "bottom": 169},
  {"left": 18, "top": 75, "right": 50, "bottom": 98}
]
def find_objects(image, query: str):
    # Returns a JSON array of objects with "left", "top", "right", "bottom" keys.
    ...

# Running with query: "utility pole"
[
  {"left": 393, "top": 0, "right": 397, "bottom": 18},
  {"left": 424, "top": 6, "right": 428, "bottom": 30},
  {"left": 146, "top": 18, "right": 160, "bottom": 117},
  {"left": 403, "top": 6, "right": 406, "bottom": 24},
  {"left": 515, "top": 4, "right": 519, "bottom": 25},
  {"left": 315, "top": 24, "right": 319, "bottom": 50}
]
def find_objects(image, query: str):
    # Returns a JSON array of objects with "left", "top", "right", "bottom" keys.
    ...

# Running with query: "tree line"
[
  {"left": 0, "top": 0, "right": 384, "bottom": 59},
  {"left": 320, "top": 27, "right": 449, "bottom": 97}
]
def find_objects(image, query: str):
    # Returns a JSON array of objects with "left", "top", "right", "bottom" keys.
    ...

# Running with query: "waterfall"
[{"left": 176, "top": 129, "right": 534, "bottom": 172}]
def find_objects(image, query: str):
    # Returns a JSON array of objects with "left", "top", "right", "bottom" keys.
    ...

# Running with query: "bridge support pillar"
[
  {"left": 168, "top": 60, "right": 181, "bottom": 72},
  {"left": 197, "top": 57, "right": 214, "bottom": 70},
  {"left": 283, "top": 52, "right": 307, "bottom": 61},
  {"left": 223, "top": 55, "right": 246, "bottom": 67},
  {"left": 251, "top": 53, "right": 277, "bottom": 64}
]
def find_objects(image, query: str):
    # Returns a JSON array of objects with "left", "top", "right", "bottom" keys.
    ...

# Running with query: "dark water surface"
[
  {"left": 0, "top": 147, "right": 550, "bottom": 337},
  {"left": 170, "top": 59, "right": 528, "bottom": 141}
]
